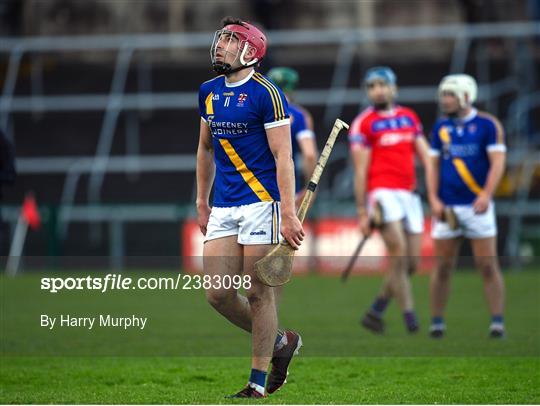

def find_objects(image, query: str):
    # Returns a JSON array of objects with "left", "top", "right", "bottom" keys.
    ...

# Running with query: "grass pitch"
[{"left": 1, "top": 271, "right": 539, "bottom": 404}]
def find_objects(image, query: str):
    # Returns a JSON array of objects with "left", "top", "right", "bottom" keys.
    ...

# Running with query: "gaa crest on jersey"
[{"left": 237, "top": 93, "right": 248, "bottom": 107}]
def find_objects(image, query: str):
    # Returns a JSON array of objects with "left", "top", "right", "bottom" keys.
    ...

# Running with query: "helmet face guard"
[
  {"left": 210, "top": 29, "right": 255, "bottom": 74},
  {"left": 438, "top": 74, "right": 478, "bottom": 109},
  {"left": 210, "top": 21, "right": 267, "bottom": 75}
]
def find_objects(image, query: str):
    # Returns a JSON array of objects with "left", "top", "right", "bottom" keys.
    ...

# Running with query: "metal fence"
[{"left": 1, "top": 22, "right": 539, "bottom": 267}]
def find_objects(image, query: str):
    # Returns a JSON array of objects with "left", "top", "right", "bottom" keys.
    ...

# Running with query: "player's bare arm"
[
  {"left": 301, "top": 107, "right": 315, "bottom": 132},
  {"left": 196, "top": 118, "right": 215, "bottom": 236},
  {"left": 267, "top": 124, "right": 305, "bottom": 249},
  {"left": 301, "top": 109, "right": 318, "bottom": 181},
  {"left": 294, "top": 137, "right": 318, "bottom": 209},
  {"left": 296, "top": 135, "right": 319, "bottom": 206},
  {"left": 474, "top": 150, "right": 506, "bottom": 214},
  {"left": 351, "top": 145, "right": 371, "bottom": 235},
  {"left": 298, "top": 137, "right": 318, "bottom": 185},
  {"left": 416, "top": 136, "right": 443, "bottom": 219},
  {"left": 427, "top": 154, "right": 444, "bottom": 219}
]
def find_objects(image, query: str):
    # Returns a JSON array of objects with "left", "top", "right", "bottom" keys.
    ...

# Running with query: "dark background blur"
[{"left": 0, "top": 0, "right": 538, "bottom": 266}]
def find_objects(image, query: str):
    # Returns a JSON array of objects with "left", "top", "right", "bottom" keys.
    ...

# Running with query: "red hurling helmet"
[{"left": 211, "top": 19, "right": 267, "bottom": 74}]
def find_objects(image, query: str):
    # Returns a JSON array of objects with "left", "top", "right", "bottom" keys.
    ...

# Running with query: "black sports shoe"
[
  {"left": 404, "top": 313, "right": 419, "bottom": 334},
  {"left": 266, "top": 330, "right": 302, "bottom": 394},
  {"left": 361, "top": 311, "right": 385, "bottom": 334},
  {"left": 226, "top": 384, "right": 266, "bottom": 399},
  {"left": 489, "top": 323, "right": 505, "bottom": 339},
  {"left": 429, "top": 323, "right": 445, "bottom": 338},
  {"left": 407, "top": 323, "right": 420, "bottom": 334}
]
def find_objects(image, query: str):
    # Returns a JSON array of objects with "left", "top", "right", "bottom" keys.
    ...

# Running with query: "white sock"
[
  {"left": 274, "top": 332, "right": 288, "bottom": 351},
  {"left": 249, "top": 382, "right": 266, "bottom": 395}
]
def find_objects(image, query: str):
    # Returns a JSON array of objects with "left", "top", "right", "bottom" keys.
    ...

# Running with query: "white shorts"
[
  {"left": 431, "top": 202, "right": 497, "bottom": 240},
  {"left": 368, "top": 188, "right": 424, "bottom": 234},
  {"left": 205, "top": 201, "right": 281, "bottom": 245}
]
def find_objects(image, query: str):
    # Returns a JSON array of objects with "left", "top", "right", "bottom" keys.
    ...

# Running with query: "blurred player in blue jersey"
[
  {"left": 196, "top": 17, "right": 304, "bottom": 398},
  {"left": 428, "top": 74, "right": 507, "bottom": 338},
  {"left": 267, "top": 67, "right": 318, "bottom": 207},
  {"left": 266, "top": 67, "right": 318, "bottom": 305}
]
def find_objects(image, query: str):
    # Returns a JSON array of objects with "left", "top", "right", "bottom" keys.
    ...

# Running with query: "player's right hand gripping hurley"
[{"left": 254, "top": 119, "right": 349, "bottom": 287}]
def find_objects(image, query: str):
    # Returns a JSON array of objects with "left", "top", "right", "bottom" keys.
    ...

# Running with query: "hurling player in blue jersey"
[
  {"left": 427, "top": 74, "right": 507, "bottom": 339},
  {"left": 266, "top": 67, "right": 318, "bottom": 305},
  {"left": 196, "top": 17, "right": 304, "bottom": 398},
  {"left": 267, "top": 67, "right": 318, "bottom": 207}
]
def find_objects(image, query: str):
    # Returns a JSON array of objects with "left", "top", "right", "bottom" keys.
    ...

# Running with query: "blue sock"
[
  {"left": 371, "top": 297, "right": 389, "bottom": 316},
  {"left": 432, "top": 316, "right": 444, "bottom": 325},
  {"left": 249, "top": 368, "right": 267, "bottom": 390},
  {"left": 404, "top": 311, "right": 418, "bottom": 328},
  {"left": 492, "top": 315, "right": 504, "bottom": 324}
]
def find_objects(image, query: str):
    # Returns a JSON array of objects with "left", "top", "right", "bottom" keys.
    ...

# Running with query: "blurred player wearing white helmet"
[
  {"left": 349, "top": 67, "right": 434, "bottom": 334},
  {"left": 197, "top": 17, "right": 304, "bottom": 398},
  {"left": 428, "top": 74, "right": 507, "bottom": 338}
]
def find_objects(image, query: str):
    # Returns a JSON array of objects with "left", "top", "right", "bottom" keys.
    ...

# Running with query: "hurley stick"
[{"left": 255, "top": 118, "right": 349, "bottom": 286}]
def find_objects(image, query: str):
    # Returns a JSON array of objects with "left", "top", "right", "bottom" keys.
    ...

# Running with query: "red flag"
[{"left": 22, "top": 193, "right": 41, "bottom": 230}]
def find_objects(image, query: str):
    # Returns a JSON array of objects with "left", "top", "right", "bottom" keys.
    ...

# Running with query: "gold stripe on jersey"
[
  {"left": 252, "top": 75, "right": 279, "bottom": 121},
  {"left": 219, "top": 139, "right": 274, "bottom": 202},
  {"left": 256, "top": 73, "right": 286, "bottom": 120},
  {"left": 477, "top": 111, "right": 505, "bottom": 145},
  {"left": 439, "top": 126, "right": 483, "bottom": 195},
  {"left": 439, "top": 126, "right": 451, "bottom": 144},
  {"left": 253, "top": 73, "right": 286, "bottom": 121},
  {"left": 452, "top": 158, "right": 483, "bottom": 195},
  {"left": 205, "top": 92, "right": 214, "bottom": 116},
  {"left": 257, "top": 73, "right": 286, "bottom": 120}
]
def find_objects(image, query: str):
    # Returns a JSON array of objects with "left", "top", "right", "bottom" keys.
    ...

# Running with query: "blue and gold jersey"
[
  {"left": 288, "top": 103, "right": 315, "bottom": 192},
  {"left": 199, "top": 70, "right": 290, "bottom": 207},
  {"left": 430, "top": 108, "right": 506, "bottom": 205}
]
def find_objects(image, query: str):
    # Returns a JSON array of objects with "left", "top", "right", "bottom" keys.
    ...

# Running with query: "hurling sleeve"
[
  {"left": 198, "top": 83, "right": 210, "bottom": 122},
  {"left": 253, "top": 74, "right": 290, "bottom": 129},
  {"left": 348, "top": 115, "right": 371, "bottom": 149},
  {"left": 294, "top": 110, "right": 315, "bottom": 140},
  {"left": 484, "top": 115, "right": 507, "bottom": 153},
  {"left": 429, "top": 122, "right": 442, "bottom": 157}
]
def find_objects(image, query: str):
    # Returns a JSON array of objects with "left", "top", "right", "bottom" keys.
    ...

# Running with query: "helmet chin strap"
[
  {"left": 212, "top": 43, "right": 259, "bottom": 75},
  {"left": 212, "top": 62, "right": 253, "bottom": 75}
]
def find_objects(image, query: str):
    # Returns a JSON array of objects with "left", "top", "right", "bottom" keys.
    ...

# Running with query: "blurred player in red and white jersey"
[{"left": 349, "top": 67, "right": 434, "bottom": 334}]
